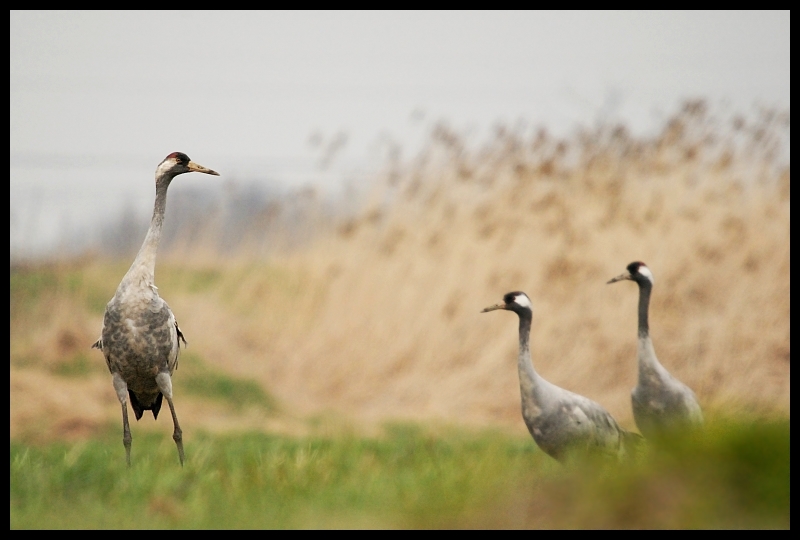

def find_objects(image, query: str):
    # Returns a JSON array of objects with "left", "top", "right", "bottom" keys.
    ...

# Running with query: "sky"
[{"left": 10, "top": 11, "right": 790, "bottom": 257}]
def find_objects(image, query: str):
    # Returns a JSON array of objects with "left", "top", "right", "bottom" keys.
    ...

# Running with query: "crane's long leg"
[
  {"left": 112, "top": 373, "right": 132, "bottom": 467},
  {"left": 165, "top": 395, "right": 185, "bottom": 466},
  {"left": 156, "top": 372, "right": 185, "bottom": 466},
  {"left": 120, "top": 403, "right": 132, "bottom": 467}
]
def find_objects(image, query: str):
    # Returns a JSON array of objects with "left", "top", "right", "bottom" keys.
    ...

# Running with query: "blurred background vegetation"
[{"left": 10, "top": 100, "right": 789, "bottom": 528}]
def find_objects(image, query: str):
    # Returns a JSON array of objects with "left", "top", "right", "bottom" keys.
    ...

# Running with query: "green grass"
[
  {"left": 9, "top": 262, "right": 238, "bottom": 319},
  {"left": 10, "top": 263, "right": 117, "bottom": 315},
  {"left": 9, "top": 418, "right": 789, "bottom": 529},
  {"left": 52, "top": 352, "right": 98, "bottom": 377},
  {"left": 158, "top": 266, "right": 224, "bottom": 294},
  {"left": 180, "top": 373, "right": 277, "bottom": 412},
  {"left": 177, "top": 352, "right": 278, "bottom": 413}
]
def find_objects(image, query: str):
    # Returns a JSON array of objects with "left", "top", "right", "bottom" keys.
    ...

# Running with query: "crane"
[
  {"left": 92, "top": 152, "right": 219, "bottom": 466},
  {"left": 482, "top": 291, "right": 641, "bottom": 462},
  {"left": 607, "top": 261, "right": 703, "bottom": 438}
]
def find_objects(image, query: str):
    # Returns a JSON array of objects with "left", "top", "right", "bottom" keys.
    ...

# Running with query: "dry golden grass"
[{"left": 10, "top": 102, "right": 790, "bottom": 441}]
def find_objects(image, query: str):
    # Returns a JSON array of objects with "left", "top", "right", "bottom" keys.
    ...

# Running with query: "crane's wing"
[{"left": 568, "top": 393, "right": 629, "bottom": 457}]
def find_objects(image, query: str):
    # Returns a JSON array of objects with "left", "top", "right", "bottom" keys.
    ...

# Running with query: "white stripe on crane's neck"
[
  {"left": 155, "top": 159, "right": 176, "bottom": 178},
  {"left": 513, "top": 294, "right": 533, "bottom": 309},
  {"left": 638, "top": 265, "right": 655, "bottom": 285}
]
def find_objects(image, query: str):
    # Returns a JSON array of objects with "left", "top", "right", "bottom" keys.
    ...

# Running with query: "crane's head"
[
  {"left": 607, "top": 261, "right": 654, "bottom": 286},
  {"left": 481, "top": 291, "right": 532, "bottom": 316},
  {"left": 155, "top": 152, "right": 220, "bottom": 181}
]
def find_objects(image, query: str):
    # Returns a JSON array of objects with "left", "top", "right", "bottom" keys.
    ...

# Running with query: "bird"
[
  {"left": 607, "top": 261, "right": 703, "bottom": 439},
  {"left": 92, "top": 152, "right": 219, "bottom": 466},
  {"left": 482, "top": 291, "right": 641, "bottom": 462}
]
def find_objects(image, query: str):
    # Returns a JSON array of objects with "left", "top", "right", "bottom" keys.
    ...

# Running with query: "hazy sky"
[{"left": 10, "top": 11, "right": 790, "bottom": 256}]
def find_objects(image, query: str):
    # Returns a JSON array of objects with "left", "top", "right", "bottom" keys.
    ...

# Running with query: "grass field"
[
  {"left": 10, "top": 418, "right": 790, "bottom": 529},
  {"left": 10, "top": 101, "right": 789, "bottom": 528}
]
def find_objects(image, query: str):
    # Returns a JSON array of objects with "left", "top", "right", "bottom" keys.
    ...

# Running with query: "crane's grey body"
[
  {"left": 483, "top": 292, "right": 640, "bottom": 462},
  {"left": 92, "top": 152, "right": 218, "bottom": 466},
  {"left": 630, "top": 335, "right": 703, "bottom": 437},
  {"left": 98, "top": 267, "right": 183, "bottom": 418},
  {"left": 608, "top": 262, "right": 703, "bottom": 439}
]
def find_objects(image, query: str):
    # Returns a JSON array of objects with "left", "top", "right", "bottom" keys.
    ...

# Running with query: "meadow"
[
  {"left": 9, "top": 420, "right": 791, "bottom": 528},
  {"left": 10, "top": 101, "right": 789, "bottom": 528}
]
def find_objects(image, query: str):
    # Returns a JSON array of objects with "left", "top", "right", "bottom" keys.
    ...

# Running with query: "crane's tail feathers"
[
  {"left": 91, "top": 338, "right": 103, "bottom": 350},
  {"left": 128, "top": 390, "right": 164, "bottom": 421}
]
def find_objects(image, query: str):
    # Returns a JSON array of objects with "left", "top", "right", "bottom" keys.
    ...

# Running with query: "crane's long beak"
[
  {"left": 481, "top": 303, "right": 506, "bottom": 313},
  {"left": 607, "top": 271, "right": 632, "bottom": 284},
  {"left": 187, "top": 161, "right": 220, "bottom": 176}
]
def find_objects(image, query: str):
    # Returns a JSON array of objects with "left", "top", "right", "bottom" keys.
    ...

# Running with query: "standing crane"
[
  {"left": 607, "top": 262, "right": 703, "bottom": 438},
  {"left": 482, "top": 291, "right": 641, "bottom": 462},
  {"left": 92, "top": 152, "right": 219, "bottom": 466}
]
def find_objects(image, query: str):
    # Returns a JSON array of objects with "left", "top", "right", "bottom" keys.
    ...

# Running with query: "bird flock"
[{"left": 93, "top": 152, "right": 703, "bottom": 466}]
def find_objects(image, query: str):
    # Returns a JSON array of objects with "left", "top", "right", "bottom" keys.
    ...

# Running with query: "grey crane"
[
  {"left": 482, "top": 292, "right": 641, "bottom": 462},
  {"left": 607, "top": 262, "right": 703, "bottom": 438},
  {"left": 92, "top": 152, "right": 219, "bottom": 466}
]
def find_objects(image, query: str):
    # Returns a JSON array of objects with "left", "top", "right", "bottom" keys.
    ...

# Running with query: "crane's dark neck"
[
  {"left": 516, "top": 311, "right": 539, "bottom": 384},
  {"left": 637, "top": 280, "right": 652, "bottom": 337},
  {"left": 518, "top": 311, "right": 532, "bottom": 342},
  {"left": 124, "top": 177, "right": 172, "bottom": 285},
  {"left": 635, "top": 279, "right": 664, "bottom": 379}
]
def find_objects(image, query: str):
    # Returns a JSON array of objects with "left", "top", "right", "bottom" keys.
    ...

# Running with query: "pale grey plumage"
[
  {"left": 608, "top": 262, "right": 703, "bottom": 439},
  {"left": 482, "top": 292, "right": 642, "bottom": 462},
  {"left": 92, "top": 152, "right": 219, "bottom": 466}
]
